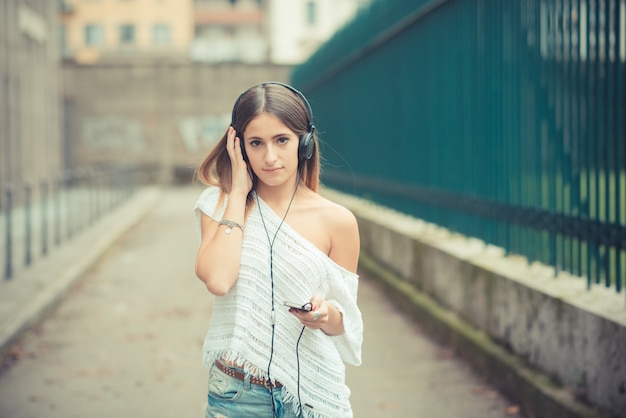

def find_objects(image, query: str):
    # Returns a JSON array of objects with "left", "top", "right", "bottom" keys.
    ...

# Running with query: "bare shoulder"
[
  {"left": 317, "top": 196, "right": 358, "bottom": 231},
  {"left": 306, "top": 193, "right": 360, "bottom": 272}
]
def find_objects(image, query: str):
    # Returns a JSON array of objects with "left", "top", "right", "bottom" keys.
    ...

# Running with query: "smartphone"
[{"left": 283, "top": 301, "right": 313, "bottom": 312}]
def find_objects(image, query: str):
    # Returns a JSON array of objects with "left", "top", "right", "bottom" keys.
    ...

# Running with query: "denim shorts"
[{"left": 205, "top": 362, "right": 301, "bottom": 418}]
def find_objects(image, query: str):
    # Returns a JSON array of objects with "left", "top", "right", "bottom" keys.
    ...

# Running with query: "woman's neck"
[{"left": 255, "top": 179, "right": 301, "bottom": 210}]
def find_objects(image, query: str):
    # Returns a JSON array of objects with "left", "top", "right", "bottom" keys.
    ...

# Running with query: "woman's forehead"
[{"left": 244, "top": 112, "right": 295, "bottom": 138}]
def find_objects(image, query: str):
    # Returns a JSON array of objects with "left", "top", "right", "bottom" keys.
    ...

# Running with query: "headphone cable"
[
  {"left": 295, "top": 325, "right": 307, "bottom": 417},
  {"left": 256, "top": 180, "right": 299, "bottom": 416}
]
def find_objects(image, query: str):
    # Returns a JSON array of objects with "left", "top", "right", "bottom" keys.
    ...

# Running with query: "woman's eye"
[
  {"left": 277, "top": 136, "right": 290, "bottom": 144},
  {"left": 250, "top": 140, "right": 261, "bottom": 148}
]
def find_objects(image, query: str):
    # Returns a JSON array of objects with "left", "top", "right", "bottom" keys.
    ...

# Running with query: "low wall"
[{"left": 323, "top": 189, "right": 625, "bottom": 418}]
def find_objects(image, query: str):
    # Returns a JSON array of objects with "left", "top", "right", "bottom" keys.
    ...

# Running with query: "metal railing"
[
  {"left": 292, "top": 0, "right": 625, "bottom": 297},
  {"left": 1, "top": 164, "right": 151, "bottom": 280}
]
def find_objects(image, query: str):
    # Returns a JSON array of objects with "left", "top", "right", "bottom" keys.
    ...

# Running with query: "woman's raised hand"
[{"left": 227, "top": 126, "right": 253, "bottom": 196}]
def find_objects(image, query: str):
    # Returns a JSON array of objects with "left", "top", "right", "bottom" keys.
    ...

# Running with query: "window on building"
[
  {"left": 152, "top": 24, "right": 171, "bottom": 44},
  {"left": 84, "top": 24, "right": 103, "bottom": 46},
  {"left": 306, "top": 1, "right": 317, "bottom": 26},
  {"left": 119, "top": 24, "right": 135, "bottom": 45}
]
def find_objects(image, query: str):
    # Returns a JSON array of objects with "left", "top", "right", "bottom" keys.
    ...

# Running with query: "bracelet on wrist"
[{"left": 218, "top": 219, "right": 244, "bottom": 235}]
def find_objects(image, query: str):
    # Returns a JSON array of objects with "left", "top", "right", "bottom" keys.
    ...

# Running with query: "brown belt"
[{"left": 214, "top": 360, "right": 283, "bottom": 388}]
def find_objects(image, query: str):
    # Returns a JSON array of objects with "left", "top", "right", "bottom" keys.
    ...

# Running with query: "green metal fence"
[{"left": 292, "top": 0, "right": 625, "bottom": 296}]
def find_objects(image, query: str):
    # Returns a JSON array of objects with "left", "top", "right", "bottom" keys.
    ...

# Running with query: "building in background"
[
  {"left": 59, "top": 0, "right": 369, "bottom": 65},
  {"left": 267, "top": 0, "right": 369, "bottom": 65},
  {"left": 191, "top": 0, "right": 266, "bottom": 63},
  {"left": 58, "top": 0, "right": 194, "bottom": 64},
  {"left": 0, "top": 0, "right": 62, "bottom": 196}
]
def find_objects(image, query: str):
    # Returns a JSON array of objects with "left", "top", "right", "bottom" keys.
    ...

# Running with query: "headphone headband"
[
  {"left": 230, "top": 81, "right": 314, "bottom": 130},
  {"left": 231, "top": 81, "right": 316, "bottom": 161}
]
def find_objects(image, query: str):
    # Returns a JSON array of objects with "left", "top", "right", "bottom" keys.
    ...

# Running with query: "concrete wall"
[
  {"left": 61, "top": 62, "right": 293, "bottom": 183},
  {"left": 322, "top": 189, "right": 626, "bottom": 418}
]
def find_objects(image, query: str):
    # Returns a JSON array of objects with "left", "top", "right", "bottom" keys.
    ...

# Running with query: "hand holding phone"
[{"left": 283, "top": 301, "right": 313, "bottom": 312}]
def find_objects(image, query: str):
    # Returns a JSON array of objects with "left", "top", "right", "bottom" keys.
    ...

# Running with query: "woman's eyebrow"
[{"left": 247, "top": 132, "right": 292, "bottom": 140}]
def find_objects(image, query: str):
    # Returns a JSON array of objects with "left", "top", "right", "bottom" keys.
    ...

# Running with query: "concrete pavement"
[{"left": 0, "top": 186, "right": 524, "bottom": 417}]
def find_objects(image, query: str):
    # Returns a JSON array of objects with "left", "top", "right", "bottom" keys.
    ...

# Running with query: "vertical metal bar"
[
  {"left": 492, "top": 0, "right": 500, "bottom": 249},
  {"left": 519, "top": 0, "right": 527, "bottom": 261},
  {"left": 555, "top": 0, "right": 565, "bottom": 275},
  {"left": 525, "top": 0, "right": 539, "bottom": 264},
  {"left": 583, "top": 0, "right": 593, "bottom": 288},
  {"left": 593, "top": 0, "right": 603, "bottom": 284},
  {"left": 502, "top": 0, "right": 509, "bottom": 253},
  {"left": 24, "top": 183, "right": 32, "bottom": 267},
  {"left": 573, "top": 0, "right": 584, "bottom": 278},
  {"left": 604, "top": 0, "right": 615, "bottom": 289},
  {"left": 597, "top": 0, "right": 610, "bottom": 287},
  {"left": 613, "top": 0, "right": 621, "bottom": 294},
  {"left": 588, "top": 0, "right": 599, "bottom": 285},
  {"left": 96, "top": 167, "right": 101, "bottom": 221},
  {"left": 65, "top": 170, "right": 73, "bottom": 239},
  {"left": 464, "top": 0, "right": 475, "bottom": 238},
  {"left": 54, "top": 176, "right": 61, "bottom": 246},
  {"left": 613, "top": 0, "right": 626, "bottom": 293},
  {"left": 509, "top": 3, "right": 528, "bottom": 259},
  {"left": 4, "top": 185, "right": 13, "bottom": 280},
  {"left": 89, "top": 168, "right": 95, "bottom": 225},
  {"left": 41, "top": 179, "right": 48, "bottom": 256},
  {"left": 548, "top": 0, "right": 559, "bottom": 276},
  {"left": 503, "top": 0, "right": 513, "bottom": 255},
  {"left": 536, "top": 0, "right": 545, "bottom": 265},
  {"left": 477, "top": 0, "right": 486, "bottom": 241},
  {"left": 76, "top": 169, "right": 84, "bottom": 232},
  {"left": 564, "top": 0, "right": 575, "bottom": 276},
  {"left": 510, "top": 0, "right": 520, "bottom": 258}
]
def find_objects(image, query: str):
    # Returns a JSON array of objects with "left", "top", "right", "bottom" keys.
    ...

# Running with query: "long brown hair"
[{"left": 195, "top": 82, "right": 320, "bottom": 212}]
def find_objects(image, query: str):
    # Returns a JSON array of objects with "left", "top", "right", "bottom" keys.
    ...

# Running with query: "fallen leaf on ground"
[
  {"left": 506, "top": 405, "right": 520, "bottom": 415},
  {"left": 378, "top": 402, "right": 399, "bottom": 410}
]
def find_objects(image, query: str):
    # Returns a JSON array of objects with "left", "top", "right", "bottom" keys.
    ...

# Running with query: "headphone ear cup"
[{"left": 298, "top": 133, "right": 314, "bottom": 161}]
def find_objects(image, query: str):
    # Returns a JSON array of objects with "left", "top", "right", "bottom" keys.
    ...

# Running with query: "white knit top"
[{"left": 194, "top": 186, "right": 363, "bottom": 418}]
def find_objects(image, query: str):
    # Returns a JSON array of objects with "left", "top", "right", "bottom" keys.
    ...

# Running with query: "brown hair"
[{"left": 195, "top": 83, "right": 320, "bottom": 211}]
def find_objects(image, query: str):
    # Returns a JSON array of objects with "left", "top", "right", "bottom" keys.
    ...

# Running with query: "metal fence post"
[
  {"left": 24, "top": 183, "right": 32, "bottom": 267},
  {"left": 41, "top": 179, "right": 48, "bottom": 256},
  {"left": 4, "top": 185, "right": 13, "bottom": 280},
  {"left": 54, "top": 175, "right": 61, "bottom": 246}
]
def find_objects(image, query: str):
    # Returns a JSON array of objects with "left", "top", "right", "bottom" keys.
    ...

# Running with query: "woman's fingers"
[
  {"left": 226, "top": 127, "right": 252, "bottom": 194},
  {"left": 290, "top": 298, "right": 328, "bottom": 329}
]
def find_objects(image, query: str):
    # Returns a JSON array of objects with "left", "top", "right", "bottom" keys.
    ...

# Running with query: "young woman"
[{"left": 194, "top": 82, "right": 363, "bottom": 418}]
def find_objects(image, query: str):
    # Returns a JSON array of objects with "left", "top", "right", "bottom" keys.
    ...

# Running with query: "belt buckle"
[{"left": 263, "top": 379, "right": 276, "bottom": 389}]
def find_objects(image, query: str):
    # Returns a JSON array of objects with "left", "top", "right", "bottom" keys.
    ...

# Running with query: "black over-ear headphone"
[{"left": 230, "top": 81, "right": 316, "bottom": 162}]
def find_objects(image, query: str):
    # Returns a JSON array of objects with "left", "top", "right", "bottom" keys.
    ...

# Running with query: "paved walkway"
[{"left": 0, "top": 186, "right": 523, "bottom": 417}]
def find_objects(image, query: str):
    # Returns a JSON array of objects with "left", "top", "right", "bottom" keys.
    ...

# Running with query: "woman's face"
[{"left": 242, "top": 112, "right": 300, "bottom": 188}]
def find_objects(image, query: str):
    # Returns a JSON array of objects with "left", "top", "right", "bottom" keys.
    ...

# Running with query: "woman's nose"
[{"left": 264, "top": 145, "right": 277, "bottom": 163}]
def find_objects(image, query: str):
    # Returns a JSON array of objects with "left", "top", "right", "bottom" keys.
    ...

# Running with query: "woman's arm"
[
  {"left": 195, "top": 191, "right": 248, "bottom": 296},
  {"left": 195, "top": 127, "right": 252, "bottom": 296}
]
